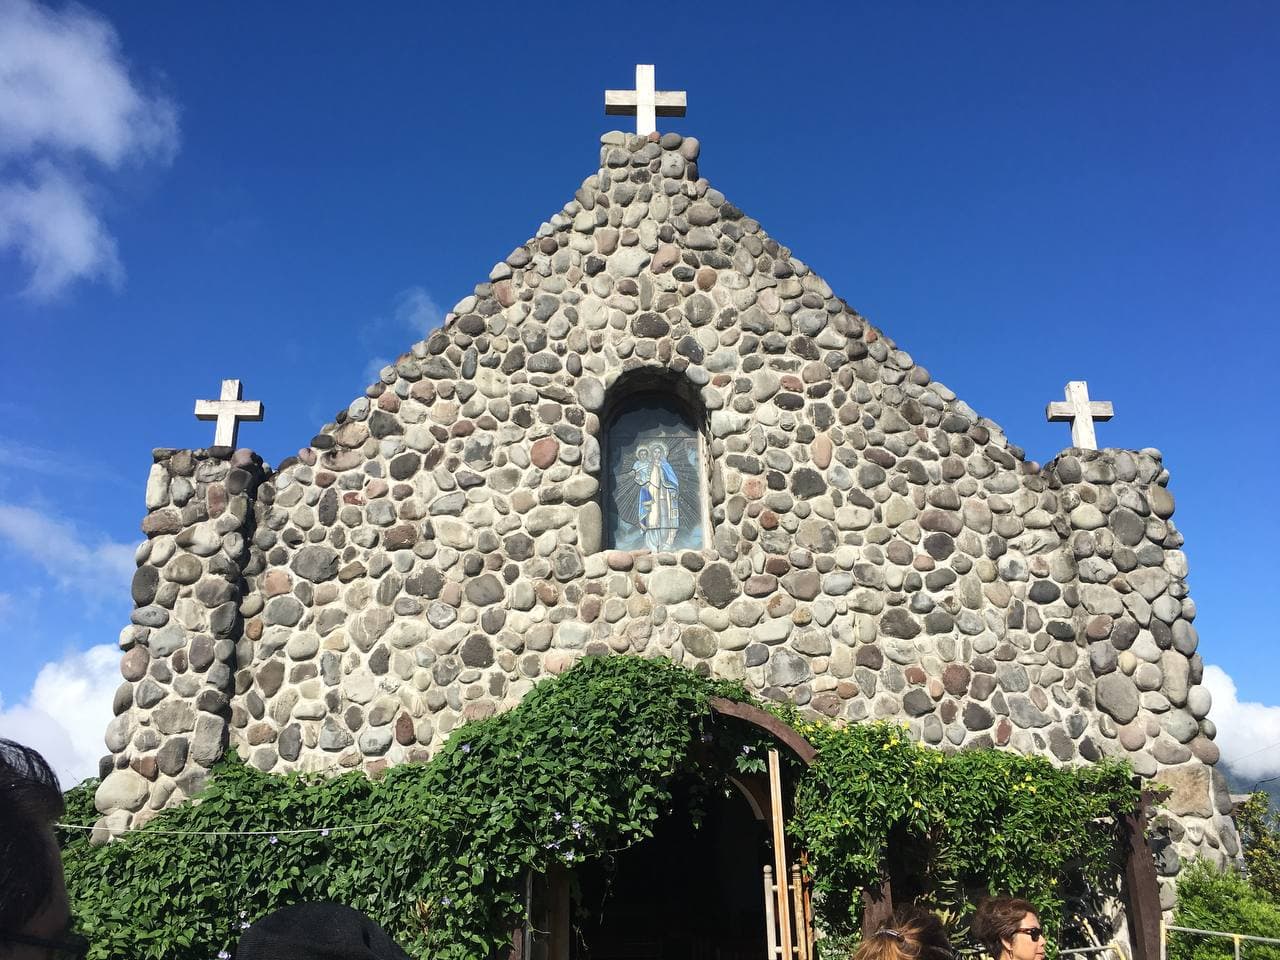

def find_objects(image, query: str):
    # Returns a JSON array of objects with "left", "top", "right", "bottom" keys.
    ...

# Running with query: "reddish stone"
[
  {"left": 535, "top": 581, "right": 560, "bottom": 606},
  {"left": 912, "top": 554, "right": 935, "bottom": 571},
  {"left": 742, "top": 478, "right": 765, "bottom": 500},
  {"left": 395, "top": 713, "right": 415, "bottom": 746},
  {"left": 377, "top": 392, "right": 400, "bottom": 412},
  {"left": 811, "top": 435, "right": 833, "bottom": 469},
  {"left": 494, "top": 280, "right": 515, "bottom": 307},
  {"left": 383, "top": 524, "right": 417, "bottom": 550},
  {"left": 942, "top": 664, "right": 971, "bottom": 696},
  {"left": 296, "top": 448, "right": 317, "bottom": 466},
  {"left": 606, "top": 550, "right": 633, "bottom": 571},
  {"left": 1086, "top": 615, "right": 1114, "bottom": 641},
  {"left": 530, "top": 437, "right": 559, "bottom": 469},
  {"left": 141, "top": 508, "right": 182, "bottom": 536},
  {"left": 315, "top": 471, "right": 336, "bottom": 487},
  {"left": 695, "top": 266, "right": 717, "bottom": 290},
  {"left": 206, "top": 483, "right": 227, "bottom": 518},
  {"left": 580, "top": 596, "right": 602, "bottom": 623},
  {"left": 927, "top": 678, "right": 944, "bottom": 699},
  {"left": 121, "top": 646, "right": 149, "bottom": 682},
  {"left": 764, "top": 557, "right": 790, "bottom": 577},
  {"left": 263, "top": 569, "right": 291, "bottom": 597},
  {"left": 939, "top": 700, "right": 958, "bottom": 723},
  {"left": 780, "top": 375, "right": 804, "bottom": 392},
  {"left": 904, "top": 665, "right": 926, "bottom": 685},
  {"left": 837, "top": 681, "right": 860, "bottom": 698},
  {"left": 744, "top": 574, "right": 778, "bottom": 597},
  {"left": 367, "top": 758, "right": 389, "bottom": 777},
  {"left": 411, "top": 380, "right": 436, "bottom": 402},
  {"left": 244, "top": 618, "right": 263, "bottom": 641},
  {"left": 365, "top": 479, "right": 389, "bottom": 499},
  {"left": 759, "top": 510, "right": 779, "bottom": 530},
  {"left": 130, "top": 756, "right": 158, "bottom": 781},
  {"left": 995, "top": 718, "right": 1013, "bottom": 746},
  {"left": 440, "top": 582, "right": 463, "bottom": 606},
  {"left": 650, "top": 243, "right": 681, "bottom": 273},
  {"left": 450, "top": 420, "right": 475, "bottom": 437}
]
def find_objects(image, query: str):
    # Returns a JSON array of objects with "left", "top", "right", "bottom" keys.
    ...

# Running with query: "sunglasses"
[
  {"left": 1016, "top": 927, "right": 1044, "bottom": 942},
  {"left": 0, "top": 931, "right": 90, "bottom": 959}
]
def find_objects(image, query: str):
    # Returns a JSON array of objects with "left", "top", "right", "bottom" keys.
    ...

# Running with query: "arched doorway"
[
  {"left": 570, "top": 775, "right": 769, "bottom": 960},
  {"left": 520, "top": 699, "right": 816, "bottom": 960}
]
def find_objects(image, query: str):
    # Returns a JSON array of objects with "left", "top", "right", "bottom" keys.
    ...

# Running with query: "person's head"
[
  {"left": 0, "top": 738, "right": 83, "bottom": 960},
  {"left": 853, "top": 904, "right": 953, "bottom": 960},
  {"left": 970, "top": 896, "right": 1044, "bottom": 960},
  {"left": 235, "top": 902, "right": 411, "bottom": 959}
]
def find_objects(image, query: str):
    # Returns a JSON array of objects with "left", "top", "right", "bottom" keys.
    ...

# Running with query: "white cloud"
[
  {"left": 358, "top": 287, "right": 445, "bottom": 384},
  {"left": 0, "top": 164, "right": 122, "bottom": 297},
  {"left": 0, "top": 642, "right": 120, "bottom": 788},
  {"left": 394, "top": 286, "right": 443, "bottom": 335},
  {"left": 0, "top": 0, "right": 178, "bottom": 299},
  {"left": 1204, "top": 664, "right": 1280, "bottom": 782},
  {"left": 0, "top": 503, "right": 135, "bottom": 600}
]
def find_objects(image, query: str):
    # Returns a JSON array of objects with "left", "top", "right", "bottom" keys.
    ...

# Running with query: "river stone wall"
[{"left": 95, "top": 132, "right": 1234, "bottom": 907}]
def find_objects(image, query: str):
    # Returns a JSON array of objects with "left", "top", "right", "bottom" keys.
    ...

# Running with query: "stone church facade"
[{"left": 96, "top": 131, "right": 1235, "bottom": 908}]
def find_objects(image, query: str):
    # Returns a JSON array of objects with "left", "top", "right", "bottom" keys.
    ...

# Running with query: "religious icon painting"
[{"left": 604, "top": 399, "right": 705, "bottom": 552}]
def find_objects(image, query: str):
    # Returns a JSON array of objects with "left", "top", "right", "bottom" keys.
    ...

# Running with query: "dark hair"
[
  {"left": 970, "top": 896, "right": 1038, "bottom": 958},
  {"left": 853, "top": 904, "right": 953, "bottom": 960},
  {"left": 0, "top": 738, "right": 66, "bottom": 935},
  {"left": 235, "top": 902, "right": 412, "bottom": 959}
]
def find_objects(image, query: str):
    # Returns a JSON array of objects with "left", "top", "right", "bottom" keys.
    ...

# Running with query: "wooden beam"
[
  {"left": 710, "top": 697, "right": 818, "bottom": 765},
  {"left": 768, "top": 749, "right": 794, "bottom": 960},
  {"left": 1123, "top": 789, "right": 1162, "bottom": 960}
]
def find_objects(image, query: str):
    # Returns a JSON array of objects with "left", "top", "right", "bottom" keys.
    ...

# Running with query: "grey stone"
[
  {"left": 319, "top": 717, "right": 354, "bottom": 751},
  {"left": 1096, "top": 672, "right": 1140, "bottom": 724},
  {"left": 766, "top": 649, "right": 812, "bottom": 687},
  {"left": 292, "top": 545, "right": 339, "bottom": 583},
  {"left": 649, "top": 568, "right": 695, "bottom": 605},
  {"left": 95, "top": 769, "right": 150, "bottom": 813},
  {"left": 465, "top": 574, "right": 504, "bottom": 605}
]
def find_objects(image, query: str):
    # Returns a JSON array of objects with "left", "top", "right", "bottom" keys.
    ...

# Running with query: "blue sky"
[{"left": 1, "top": 0, "right": 1277, "bottom": 784}]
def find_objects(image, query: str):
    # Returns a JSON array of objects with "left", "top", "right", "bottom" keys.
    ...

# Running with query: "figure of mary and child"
[{"left": 630, "top": 442, "right": 681, "bottom": 551}]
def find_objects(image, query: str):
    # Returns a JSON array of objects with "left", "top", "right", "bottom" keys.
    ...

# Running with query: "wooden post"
[
  {"left": 791, "top": 862, "right": 809, "bottom": 960},
  {"left": 1123, "top": 789, "right": 1162, "bottom": 960},
  {"left": 861, "top": 876, "right": 894, "bottom": 936},
  {"left": 764, "top": 865, "right": 780, "bottom": 960},
  {"left": 768, "top": 749, "right": 794, "bottom": 960},
  {"left": 548, "top": 866, "right": 570, "bottom": 960},
  {"left": 800, "top": 855, "right": 815, "bottom": 960}
]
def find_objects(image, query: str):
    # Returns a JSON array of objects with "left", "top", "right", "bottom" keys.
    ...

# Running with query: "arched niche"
[{"left": 599, "top": 370, "right": 711, "bottom": 553}]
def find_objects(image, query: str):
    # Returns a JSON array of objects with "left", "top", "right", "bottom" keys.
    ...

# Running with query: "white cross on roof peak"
[
  {"left": 194, "top": 379, "right": 263, "bottom": 449},
  {"left": 1046, "top": 380, "right": 1114, "bottom": 450},
  {"left": 604, "top": 64, "right": 687, "bottom": 137}
]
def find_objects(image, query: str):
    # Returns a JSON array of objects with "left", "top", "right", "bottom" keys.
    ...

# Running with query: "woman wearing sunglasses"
[{"left": 971, "top": 896, "right": 1046, "bottom": 960}]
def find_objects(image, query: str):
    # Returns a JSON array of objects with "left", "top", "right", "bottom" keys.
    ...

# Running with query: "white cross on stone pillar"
[
  {"left": 194, "top": 379, "right": 264, "bottom": 448},
  {"left": 1046, "top": 380, "right": 1113, "bottom": 450},
  {"left": 604, "top": 64, "right": 687, "bottom": 136}
]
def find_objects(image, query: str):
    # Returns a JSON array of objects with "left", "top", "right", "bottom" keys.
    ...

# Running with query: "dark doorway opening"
[{"left": 570, "top": 779, "right": 769, "bottom": 960}]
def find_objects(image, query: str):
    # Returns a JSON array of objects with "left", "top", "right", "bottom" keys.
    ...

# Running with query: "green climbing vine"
[
  {"left": 786, "top": 715, "right": 1139, "bottom": 943},
  {"left": 59, "top": 656, "right": 1139, "bottom": 960}
]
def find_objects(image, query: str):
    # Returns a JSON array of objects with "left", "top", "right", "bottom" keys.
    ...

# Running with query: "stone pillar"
[
  {"left": 94, "top": 447, "right": 267, "bottom": 836},
  {"left": 1045, "top": 447, "right": 1236, "bottom": 910}
]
